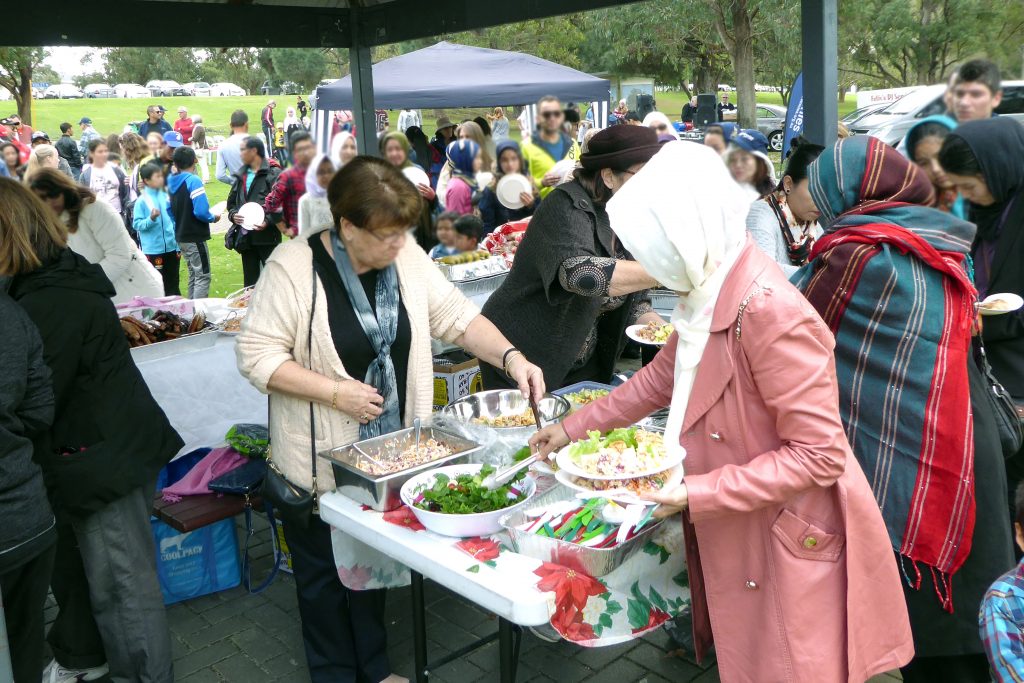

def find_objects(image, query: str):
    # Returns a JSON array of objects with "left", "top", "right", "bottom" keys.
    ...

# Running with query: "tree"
[
  {"left": 266, "top": 48, "right": 326, "bottom": 90},
  {"left": 74, "top": 72, "right": 109, "bottom": 89},
  {"left": 199, "top": 48, "right": 268, "bottom": 94},
  {"left": 711, "top": 0, "right": 759, "bottom": 128},
  {"left": 0, "top": 48, "right": 48, "bottom": 124},
  {"left": 105, "top": 48, "right": 201, "bottom": 86}
]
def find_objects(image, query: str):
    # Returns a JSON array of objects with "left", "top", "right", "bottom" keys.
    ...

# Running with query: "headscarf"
[
  {"left": 796, "top": 135, "right": 978, "bottom": 607},
  {"left": 641, "top": 111, "right": 679, "bottom": 140},
  {"left": 903, "top": 115, "right": 965, "bottom": 219},
  {"left": 304, "top": 153, "right": 337, "bottom": 199},
  {"left": 606, "top": 140, "right": 748, "bottom": 466},
  {"left": 946, "top": 117, "right": 1024, "bottom": 243},
  {"left": 283, "top": 107, "right": 299, "bottom": 129},
  {"left": 494, "top": 139, "right": 529, "bottom": 186},
  {"left": 380, "top": 132, "right": 413, "bottom": 169},
  {"left": 330, "top": 131, "right": 356, "bottom": 168},
  {"left": 446, "top": 139, "right": 480, "bottom": 190}
]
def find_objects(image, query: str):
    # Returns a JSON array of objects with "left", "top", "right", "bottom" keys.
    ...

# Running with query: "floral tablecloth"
[{"left": 329, "top": 480, "right": 690, "bottom": 647}]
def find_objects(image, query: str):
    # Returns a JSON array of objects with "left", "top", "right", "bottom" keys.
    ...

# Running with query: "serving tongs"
[{"left": 481, "top": 395, "right": 544, "bottom": 490}]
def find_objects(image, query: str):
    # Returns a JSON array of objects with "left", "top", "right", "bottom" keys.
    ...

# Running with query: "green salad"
[{"left": 414, "top": 465, "right": 528, "bottom": 515}]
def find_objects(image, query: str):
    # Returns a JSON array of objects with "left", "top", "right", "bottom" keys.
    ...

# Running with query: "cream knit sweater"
[{"left": 236, "top": 229, "right": 480, "bottom": 494}]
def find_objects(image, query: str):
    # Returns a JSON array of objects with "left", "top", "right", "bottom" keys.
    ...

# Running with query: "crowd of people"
[{"left": 4, "top": 53, "right": 1024, "bottom": 683}]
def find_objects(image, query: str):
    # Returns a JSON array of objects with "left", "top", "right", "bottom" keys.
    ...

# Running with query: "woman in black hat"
[{"left": 480, "top": 125, "right": 665, "bottom": 390}]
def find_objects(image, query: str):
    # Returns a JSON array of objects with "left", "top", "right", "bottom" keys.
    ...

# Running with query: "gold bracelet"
[
  {"left": 331, "top": 381, "right": 339, "bottom": 410},
  {"left": 503, "top": 350, "right": 523, "bottom": 375}
]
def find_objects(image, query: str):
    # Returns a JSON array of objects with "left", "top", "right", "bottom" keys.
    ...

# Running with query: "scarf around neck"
[
  {"left": 329, "top": 231, "right": 402, "bottom": 438},
  {"left": 797, "top": 136, "right": 977, "bottom": 609},
  {"left": 948, "top": 117, "right": 1024, "bottom": 243}
]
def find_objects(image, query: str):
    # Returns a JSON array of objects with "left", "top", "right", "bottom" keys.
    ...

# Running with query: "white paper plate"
[
  {"left": 551, "top": 158, "right": 576, "bottom": 177},
  {"left": 210, "top": 201, "right": 227, "bottom": 216},
  {"left": 237, "top": 202, "right": 265, "bottom": 231},
  {"left": 496, "top": 173, "right": 532, "bottom": 210},
  {"left": 401, "top": 166, "right": 430, "bottom": 188},
  {"left": 554, "top": 464, "right": 683, "bottom": 503},
  {"left": 554, "top": 439, "right": 683, "bottom": 481},
  {"left": 978, "top": 292, "right": 1023, "bottom": 316},
  {"left": 625, "top": 323, "right": 673, "bottom": 346}
]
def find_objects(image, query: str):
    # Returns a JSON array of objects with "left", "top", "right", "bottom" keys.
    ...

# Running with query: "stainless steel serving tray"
[
  {"left": 500, "top": 486, "right": 663, "bottom": 577},
  {"left": 322, "top": 426, "right": 482, "bottom": 512}
]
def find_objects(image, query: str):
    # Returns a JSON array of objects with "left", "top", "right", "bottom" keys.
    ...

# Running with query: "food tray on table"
[
  {"left": 554, "top": 382, "right": 613, "bottom": 411},
  {"left": 500, "top": 485, "right": 663, "bottom": 577},
  {"left": 322, "top": 426, "right": 482, "bottom": 512},
  {"left": 451, "top": 271, "right": 509, "bottom": 298},
  {"left": 436, "top": 255, "right": 509, "bottom": 283}
]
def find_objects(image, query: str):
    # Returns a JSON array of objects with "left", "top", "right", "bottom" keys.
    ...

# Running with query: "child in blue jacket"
[{"left": 132, "top": 161, "right": 180, "bottom": 296}]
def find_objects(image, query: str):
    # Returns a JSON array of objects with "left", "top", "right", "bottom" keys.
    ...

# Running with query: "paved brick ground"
[{"left": 41, "top": 512, "right": 904, "bottom": 682}]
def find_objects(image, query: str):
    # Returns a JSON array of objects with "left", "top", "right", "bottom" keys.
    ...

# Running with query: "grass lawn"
[{"left": 27, "top": 91, "right": 857, "bottom": 297}]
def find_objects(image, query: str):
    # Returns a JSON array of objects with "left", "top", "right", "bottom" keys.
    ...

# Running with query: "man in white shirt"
[
  {"left": 397, "top": 108, "right": 421, "bottom": 133},
  {"left": 216, "top": 110, "right": 250, "bottom": 185}
]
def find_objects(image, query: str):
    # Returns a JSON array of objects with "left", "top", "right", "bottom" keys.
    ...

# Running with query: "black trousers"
[
  {"left": 240, "top": 243, "right": 279, "bottom": 288},
  {"left": 146, "top": 250, "right": 181, "bottom": 297},
  {"left": 901, "top": 653, "right": 991, "bottom": 682},
  {"left": 283, "top": 514, "right": 391, "bottom": 683},
  {"left": 1, "top": 542, "right": 56, "bottom": 683}
]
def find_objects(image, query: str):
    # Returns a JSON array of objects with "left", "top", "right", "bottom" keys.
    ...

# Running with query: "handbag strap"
[
  {"left": 242, "top": 498, "right": 280, "bottom": 594},
  {"left": 309, "top": 267, "right": 319, "bottom": 513}
]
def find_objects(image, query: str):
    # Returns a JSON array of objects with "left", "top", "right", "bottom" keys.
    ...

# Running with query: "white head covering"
[
  {"left": 304, "top": 153, "right": 338, "bottom": 199},
  {"left": 330, "top": 131, "right": 356, "bottom": 168},
  {"left": 606, "top": 140, "right": 749, "bottom": 465},
  {"left": 642, "top": 111, "right": 680, "bottom": 140}
]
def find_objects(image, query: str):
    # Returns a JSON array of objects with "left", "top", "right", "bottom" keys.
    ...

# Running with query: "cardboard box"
[{"left": 433, "top": 350, "right": 483, "bottom": 410}]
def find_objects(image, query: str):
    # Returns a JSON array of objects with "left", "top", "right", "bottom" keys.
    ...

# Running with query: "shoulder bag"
[
  {"left": 260, "top": 267, "right": 319, "bottom": 528},
  {"left": 976, "top": 338, "right": 1023, "bottom": 459}
]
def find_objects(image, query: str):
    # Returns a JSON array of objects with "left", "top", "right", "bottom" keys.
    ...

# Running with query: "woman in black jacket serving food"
[{"left": 480, "top": 126, "right": 665, "bottom": 390}]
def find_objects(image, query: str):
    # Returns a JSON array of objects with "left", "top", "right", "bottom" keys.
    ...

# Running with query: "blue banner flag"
[{"left": 783, "top": 72, "right": 804, "bottom": 158}]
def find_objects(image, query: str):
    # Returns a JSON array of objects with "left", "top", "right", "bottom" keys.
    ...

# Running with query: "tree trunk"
[
  {"left": 838, "top": 87, "right": 846, "bottom": 103},
  {"left": 16, "top": 67, "right": 31, "bottom": 124},
  {"left": 729, "top": 1, "right": 757, "bottom": 129},
  {"left": 694, "top": 54, "right": 717, "bottom": 94}
]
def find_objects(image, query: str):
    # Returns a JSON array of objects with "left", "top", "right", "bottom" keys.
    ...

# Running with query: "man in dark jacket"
[
  {"left": 55, "top": 122, "right": 83, "bottom": 179},
  {"left": 0, "top": 291, "right": 56, "bottom": 683},
  {"left": 6, "top": 210, "right": 182, "bottom": 682},
  {"left": 228, "top": 136, "right": 282, "bottom": 286},
  {"left": 137, "top": 105, "right": 171, "bottom": 139}
]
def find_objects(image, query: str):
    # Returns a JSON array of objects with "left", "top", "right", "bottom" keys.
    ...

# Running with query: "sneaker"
[{"left": 42, "top": 660, "right": 109, "bottom": 682}]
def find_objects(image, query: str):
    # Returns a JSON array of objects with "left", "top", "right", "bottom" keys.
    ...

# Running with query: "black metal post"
[
  {"left": 801, "top": 0, "right": 839, "bottom": 147},
  {"left": 349, "top": 6, "right": 379, "bottom": 157},
  {"left": 498, "top": 618, "right": 516, "bottom": 683},
  {"left": 411, "top": 571, "right": 428, "bottom": 683}
]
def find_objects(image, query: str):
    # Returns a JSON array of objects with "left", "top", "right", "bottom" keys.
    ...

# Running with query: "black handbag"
[
  {"left": 260, "top": 269, "right": 319, "bottom": 528},
  {"left": 977, "top": 339, "right": 1023, "bottom": 459},
  {"left": 208, "top": 459, "right": 279, "bottom": 593}
]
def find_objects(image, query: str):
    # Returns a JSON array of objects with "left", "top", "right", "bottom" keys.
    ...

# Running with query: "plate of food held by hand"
[
  {"left": 626, "top": 322, "right": 675, "bottom": 345},
  {"left": 554, "top": 427, "right": 680, "bottom": 481},
  {"left": 977, "top": 292, "right": 1023, "bottom": 316}
]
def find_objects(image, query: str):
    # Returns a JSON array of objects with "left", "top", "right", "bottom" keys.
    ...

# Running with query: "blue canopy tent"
[{"left": 312, "top": 41, "right": 612, "bottom": 153}]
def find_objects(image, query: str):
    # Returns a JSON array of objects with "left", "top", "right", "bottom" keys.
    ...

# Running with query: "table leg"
[
  {"left": 498, "top": 617, "right": 519, "bottom": 683},
  {"left": 411, "top": 571, "right": 428, "bottom": 683}
]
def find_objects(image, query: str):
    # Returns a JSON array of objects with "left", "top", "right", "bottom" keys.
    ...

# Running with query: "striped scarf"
[{"left": 794, "top": 136, "right": 978, "bottom": 611}]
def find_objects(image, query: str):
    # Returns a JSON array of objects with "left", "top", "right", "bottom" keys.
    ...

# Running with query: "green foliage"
[
  {"left": 0, "top": 47, "right": 49, "bottom": 121},
  {"left": 74, "top": 72, "right": 109, "bottom": 89},
  {"left": 265, "top": 48, "right": 326, "bottom": 91},
  {"left": 428, "top": 17, "right": 586, "bottom": 69},
  {"left": 105, "top": 48, "right": 201, "bottom": 86},
  {"left": 199, "top": 48, "right": 267, "bottom": 94}
]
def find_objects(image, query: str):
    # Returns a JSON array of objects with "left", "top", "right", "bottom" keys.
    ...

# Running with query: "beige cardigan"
[{"left": 235, "top": 229, "right": 480, "bottom": 494}]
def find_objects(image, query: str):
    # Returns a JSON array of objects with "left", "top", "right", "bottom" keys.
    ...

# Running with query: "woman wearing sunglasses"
[{"left": 236, "top": 156, "right": 545, "bottom": 683}]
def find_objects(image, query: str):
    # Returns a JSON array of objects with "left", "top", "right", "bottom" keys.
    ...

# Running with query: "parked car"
[
  {"left": 83, "top": 83, "right": 116, "bottom": 99},
  {"left": 841, "top": 102, "right": 889, "bottom": 127},
  {"left": 43, "top": 84, "right": 84, "bottom": 99},
  {"left": 146, "top": 80, "right": 188, "bottom": 97},
  {"left": 31, "top": 85, "right": 48, "bottom": 99},
  {"left": 209, "top": 82, "right": 246, "bottom": 97},
  {"left": 754, "top": 103, "right": 786, "bottom": 152},
  {"left": 114, "top": 83, "right": 150, "bottom": 98},
  {"left": 183, "top": 82, "right": 212, "bottom": 96},
  {"left": 851, "top": 81, "right": 1024, "bottom": 147},
  {"left": 259, "top": 80, "right": 301, "bottom": 96}
]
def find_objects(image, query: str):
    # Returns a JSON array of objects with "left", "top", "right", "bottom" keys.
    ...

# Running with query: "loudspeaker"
[
  {"left": 694, "top": 93, "right": 718, "bottom": 127},
  {"left": 635, "top": 94, "right": 656, "bottom": 120},
  {"left": 696, "top": 93, "right": 717, "bottom": 110}
]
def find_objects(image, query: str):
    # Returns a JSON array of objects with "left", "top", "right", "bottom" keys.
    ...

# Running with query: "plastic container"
[{"left": 400, "top": 464, "right": 537, "bottom": 537}]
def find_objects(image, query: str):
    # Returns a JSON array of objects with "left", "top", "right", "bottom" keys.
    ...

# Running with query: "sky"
[{"left": 45, "top": 46, "right": 103, "bottom": 81}]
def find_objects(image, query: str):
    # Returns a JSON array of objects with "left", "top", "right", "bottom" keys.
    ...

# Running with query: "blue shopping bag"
[{"left": 151, "top": 449, "right": 241, "bottom": 605}]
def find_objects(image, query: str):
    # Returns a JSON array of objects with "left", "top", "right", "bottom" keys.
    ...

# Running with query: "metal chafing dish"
[
  {"left": 500, "top": 486, "right": 663, "bottom": 578},
  {"left": 322, "top": 425, "right": 482, "bottom": 511},
  {"left": 443, "top": 390, "right": 569, "bottom": 434}
]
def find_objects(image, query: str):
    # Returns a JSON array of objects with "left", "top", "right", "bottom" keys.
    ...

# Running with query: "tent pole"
[
  {"left": 350, "top": 8, "right": 379, "bottom": 157},
  {"left": 801, "top": 0, "right": 838, "bottom": 147}
]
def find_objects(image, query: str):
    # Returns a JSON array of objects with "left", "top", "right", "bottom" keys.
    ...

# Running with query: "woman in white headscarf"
[
  {"left": 642, "top": 111, "right": 680, "bottom": 140},
  {"left": 329, "top": 131, "right": 357, "bottom": 169},
  {"left": 297, "top": 153, "right": 337, "bottom": 236},
  {"left": 531, "top": 141, "right": 914, "bottom": 683}
]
